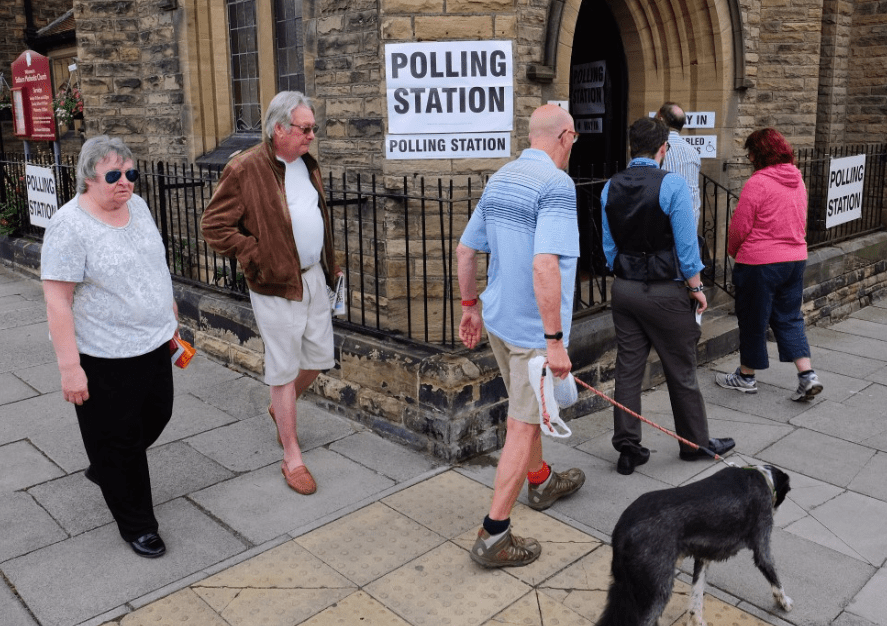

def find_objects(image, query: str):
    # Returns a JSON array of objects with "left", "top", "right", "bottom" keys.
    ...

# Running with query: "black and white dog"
[{"left": 597, "top": 465, "right": 793, "bottom": 626}]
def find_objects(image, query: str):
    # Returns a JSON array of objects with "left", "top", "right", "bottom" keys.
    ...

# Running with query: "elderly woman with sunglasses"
[{"left": 41, "top": 135, "right": 178, "bottom": 559}]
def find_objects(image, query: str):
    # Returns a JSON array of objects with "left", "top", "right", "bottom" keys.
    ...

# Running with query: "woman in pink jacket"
[{"left": 716, "top": 128, "right": 823, "bottom": 401}]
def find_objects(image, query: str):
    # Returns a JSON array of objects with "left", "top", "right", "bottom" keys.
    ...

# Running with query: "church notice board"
[{"left": 11, "top": 50, "right": 58, "bottom": 141}]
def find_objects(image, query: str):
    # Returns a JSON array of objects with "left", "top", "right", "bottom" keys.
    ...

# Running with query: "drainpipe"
[
  {"left": 526, "top": 0, "right": 566, "bottom": 83},
  {"left": 22, "top": 0, "right": 38, "bottom": 46}
]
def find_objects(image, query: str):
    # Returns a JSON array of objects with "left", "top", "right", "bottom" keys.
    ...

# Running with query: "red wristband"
[{"left": 461, "top": 298, "right": 478, "bottom": 307}]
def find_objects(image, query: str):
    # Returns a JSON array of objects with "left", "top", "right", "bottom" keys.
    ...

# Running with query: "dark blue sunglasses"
[{"left": 104, "top": 169, "right": 139, "bottom": 184}]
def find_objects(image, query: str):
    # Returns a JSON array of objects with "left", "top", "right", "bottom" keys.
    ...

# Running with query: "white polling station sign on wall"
[
  {"left": 385, "top": 41, "right": 513, "bottom": 160},
  {"left": 25, "top": 164, "right": 58, "bottom": 228},
  {"left": 826, "top": 154, "right": 866, "bottom": 228}
]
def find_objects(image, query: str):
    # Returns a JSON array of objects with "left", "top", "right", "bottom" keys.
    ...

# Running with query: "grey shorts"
[{"left": 249, "top": 264, "right": 335, "bottom": 386}]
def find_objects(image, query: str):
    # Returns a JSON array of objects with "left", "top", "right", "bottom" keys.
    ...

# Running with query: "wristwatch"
[{"left": 544, "top": 331, "right": 564, "bottom": 341}]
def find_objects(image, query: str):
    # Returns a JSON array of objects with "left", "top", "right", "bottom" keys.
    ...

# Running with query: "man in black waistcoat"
[{"left": 600, "top": 117, "right": 735, "bottom": 475}]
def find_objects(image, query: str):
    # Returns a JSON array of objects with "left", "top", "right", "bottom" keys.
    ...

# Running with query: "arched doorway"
[{"left": 567, "top": 0, "right": 628, "bottom": 277}]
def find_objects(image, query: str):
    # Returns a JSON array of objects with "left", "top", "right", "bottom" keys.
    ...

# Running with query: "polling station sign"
[
  {"left": 385, "top": 40, "right": 513, "bottom": 159},
  {"left": 571, "top": 61, "right": 606, "bottom": 116},
  {"left": 826, "top": 154, "right": 866, "bottom": 228},
  {"left": 25, "top": 164, "right": 58, "bottom": 228},
  {"left": 386, "top": 133, "right": 510, "bottom": 160}
]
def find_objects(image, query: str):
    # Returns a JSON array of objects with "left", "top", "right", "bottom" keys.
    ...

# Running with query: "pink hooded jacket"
[{"left": 728, "top": 163, "right": 808, "bottom": 265}]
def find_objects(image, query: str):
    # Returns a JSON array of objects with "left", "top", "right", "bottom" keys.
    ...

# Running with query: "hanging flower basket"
[{"left": 53, "top": 85, "right": 84, "bottom": 126}]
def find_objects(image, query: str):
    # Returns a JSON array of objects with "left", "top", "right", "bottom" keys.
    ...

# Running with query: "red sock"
[{"left": 527, "top": 461, "right": 551, "bottom": 485}]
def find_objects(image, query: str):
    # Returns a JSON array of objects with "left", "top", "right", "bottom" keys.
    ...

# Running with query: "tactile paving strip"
[
  {"left": 197, "top": 539, "right": 354, "bottom": 589},
  {"left": 485, "top": 589, "right": 596, "bottom": 626},
  {"left": 300, "top": 590, "right": 412, "bottom": 625},
  {"left": 116, "top": 588, "right": 229, "bottom": 625},
  {"left": 296, "top": 501, "right": 446, "bottom": 585},
  {"left": 365, "top": 541, "right": 531, "bottom": 626},
  {"left": 453, "top": 504, "right": 600, "bottom": 587},
  {"left": 382, "top": 471, "right": 493, "bottom": 538}
]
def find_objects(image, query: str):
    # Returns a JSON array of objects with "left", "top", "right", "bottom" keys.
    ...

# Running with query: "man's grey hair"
[
  {"left": 263, "top": 91, "right": 313, "bottom": 140},
  {"left": 76, "top": 135, "right": 133, "bottom": 194}
]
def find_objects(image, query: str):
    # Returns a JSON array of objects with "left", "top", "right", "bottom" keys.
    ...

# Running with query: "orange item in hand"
[{"left": 169, "top": 336, "right": 196, "bottom": 369}]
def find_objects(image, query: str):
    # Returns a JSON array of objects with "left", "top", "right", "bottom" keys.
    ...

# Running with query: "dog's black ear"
[{"left": 765, "top": 465, "right": 791, "bottom": 508}]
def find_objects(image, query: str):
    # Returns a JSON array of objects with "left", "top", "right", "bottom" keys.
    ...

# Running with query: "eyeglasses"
[
  {"left": 557, "top": 128, "right": 579, "bottom": 144},
  {"left": 666, "top": 142, "right": 671, "bottom": 152},
  {"left": 104, "top": 169, "right": 139, "bottom": 184},
  {"left": 287, "top": 124, "right": 319, "bottom": 135}
]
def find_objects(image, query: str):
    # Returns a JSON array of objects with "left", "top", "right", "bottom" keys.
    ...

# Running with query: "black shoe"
[
  {"left": 129, "top": 532, "right": 166, "bottom": 558},
  {"left": 617, "top": 446, "right": 650, "bottom": 475},
  {"left": 679, "top": 437, "right": 736, "bottom": 461},
  {"left": 84, "top": 465, "right": 100, "bottom": 487}
]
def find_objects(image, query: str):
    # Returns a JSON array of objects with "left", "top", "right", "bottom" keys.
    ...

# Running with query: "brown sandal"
[{"left": 281, "top": 462, "right": 316, "bottom": 495}]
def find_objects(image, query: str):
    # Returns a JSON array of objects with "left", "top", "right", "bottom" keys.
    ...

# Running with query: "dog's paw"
[
  {"left": 773, "top": 588, "right": 793, "bottom": 612},
  {"left": 687, "top": 612, "right": 707, "bottom": 626}
]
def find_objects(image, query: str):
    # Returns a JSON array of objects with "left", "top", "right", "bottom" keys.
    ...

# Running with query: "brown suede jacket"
[{"left": 201, "top": 140, "right": 338, "bottom": 301}]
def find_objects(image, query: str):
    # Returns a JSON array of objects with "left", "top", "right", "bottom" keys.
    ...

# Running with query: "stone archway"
[{"left": 543, "top": 0, "right": 744, "bottom": 121}]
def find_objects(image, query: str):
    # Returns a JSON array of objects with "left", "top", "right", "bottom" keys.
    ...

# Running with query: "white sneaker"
[
  {"left": 716, "top": 368, "right": 758, "bottom": 394},
  {"left": 792, "top": 371, "right": 823, "bottom": 401}
]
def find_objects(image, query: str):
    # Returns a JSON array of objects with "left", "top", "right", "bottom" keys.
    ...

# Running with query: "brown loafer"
[
  {"left": 268, "top": 404, "right": 282, "bottom": 447},
  {"left": 282, "top": 462, "right": 316, "bottom": 495}
]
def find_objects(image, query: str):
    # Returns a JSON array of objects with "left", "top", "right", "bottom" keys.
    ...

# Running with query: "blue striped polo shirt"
[{"left": 460, "top": 149, "right": 579, "bottom": 349}]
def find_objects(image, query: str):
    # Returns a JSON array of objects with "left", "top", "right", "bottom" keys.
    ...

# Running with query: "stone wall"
[
  {"left": 8, "top": 230, "right": 882, "bottom": 462},
  {"left": 845, "top": 0, "right": 887, "bottom": 144},
  {"left": 75, "top": 0, "right": 186, "bottom": 162}
]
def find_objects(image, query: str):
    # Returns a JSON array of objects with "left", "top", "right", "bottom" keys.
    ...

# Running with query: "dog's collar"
[{"left": 744, "top": 465, "right": 777, "bottom": 507}]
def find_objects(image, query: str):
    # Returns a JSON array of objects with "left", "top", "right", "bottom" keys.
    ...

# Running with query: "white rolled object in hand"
[{"left": 528, "top": 355, "right": 572, "bottom": 438}]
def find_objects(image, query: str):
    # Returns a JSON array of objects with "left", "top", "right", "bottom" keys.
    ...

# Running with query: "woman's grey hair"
[
  {"left": 263, "top": 91, "right": 313, "bottom": 140},
  {"left": 76, "top": 135, "right": 133, "bottom": 194}
]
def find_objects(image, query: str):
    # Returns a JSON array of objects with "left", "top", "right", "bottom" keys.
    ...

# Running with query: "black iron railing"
[{"left": 1, "top": 142, "right": 883, "bottom": 347}]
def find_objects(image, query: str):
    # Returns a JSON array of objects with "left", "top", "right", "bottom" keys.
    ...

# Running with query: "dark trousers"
[
  {"left": 75, "top": 343, "right": 173, "bottom": 542},
  {"left": 610, "top": 278, "right": 709, "bottom": 455},
  {"left": 733, "top": 261, "right": 810, "bottom": 370}
]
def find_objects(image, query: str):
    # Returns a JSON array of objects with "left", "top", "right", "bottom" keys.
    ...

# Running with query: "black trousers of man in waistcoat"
[{"left": 605, "top": 166, "right": 709, "bottom": 456}]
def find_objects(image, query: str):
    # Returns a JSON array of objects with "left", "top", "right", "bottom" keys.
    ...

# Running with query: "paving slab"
[
  {"left": 846, "top": 567, "right": 887, "bottom": 625},
  {"left": 186, "top": 403, "right": 357, "bottom": 473},
  {"left": 758, "top": 429, "right": 876, "bottom": 487},
  {"left": 848, "top": 451, "right": 887, "bottom": 501},
  {"left": 328, "top": 431, "right": 441, "bottom": 481},
  {"left": 488, "top": 589, "right": 596, "bottom": 626},
  {"left": 27, "top": 470, "right": 113, "bottom": 536},
  {"left": 806, "top": 491, "right": 887, "bottom": 566},
  {"left": 830, "top": 318, "right": 887, "bottom": 342},
  {"left": 0, "top": 492, "right": 67, "bottom": 562},
  {"left": 0, "top": 321, "right": 57, "bottom": 374},
  {"left": 2, "top": 498, "right": 245, "bottom": 626},
  {"left": 806, "top": 327, "right": 887, "bottom": 363},
  {"left": 295, "top": 502, "right": 445, "bottom": 586},
  {"left": 0, "top": 440, "right": 64, "bottom": 492},
  {"left": 190, "top": 447, "right": 394, "bottom": 544},
  {"left": 0, "top": 579, "right": 38, "bottom": 626},
  {"left": 151, "top": 393, "right": 239, "bottom": 447},
  {"left": 382, "top": 471, "right": 494, "bottom": 540},
  {"left": 365, "top": 541, "right": 531, "bottom": 626},
  {"left": 789, "top": 396, "right": 885, "bottom": 444},
  {"left": 189, "top": 374, "right": 272, "bottom": 420},
  {"left": 704, "top": 527, "right": 875, "bottom": 626},
  {"left": 851, "top": 306, "right": 887, "bottom": 324},
  {"left": 0, "top": 372, "right": 39, "bottom": 405},
  {"left": 299, "top": 591, "right": 411, "bottom": 626},
  {"left": 170, "top": 354, "right": 243, "bottom": 397},
  {"left": 12, "top": 362, "right": 62, "bottom": 394}
]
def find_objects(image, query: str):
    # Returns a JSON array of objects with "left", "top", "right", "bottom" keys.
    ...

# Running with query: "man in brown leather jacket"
[{"left": 202, "top": 91, "right": 339, "bottom": 495}]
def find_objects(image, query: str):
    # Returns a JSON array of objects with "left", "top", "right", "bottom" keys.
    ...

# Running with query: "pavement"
[{"left": 2, "top": 261, "right": 887, "bottom": 626}]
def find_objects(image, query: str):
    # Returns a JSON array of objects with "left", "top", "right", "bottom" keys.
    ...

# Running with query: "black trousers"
[
  {"left": 75, "top": 343, "right": 173, "bottom": 542},
  {"left": 610, "top": 278, "right": 709, "bottom": 455}
]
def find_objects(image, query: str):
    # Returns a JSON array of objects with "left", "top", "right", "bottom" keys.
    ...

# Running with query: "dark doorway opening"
[{"left": 568, "top": 0, "right": 628, "bottom": 284}]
